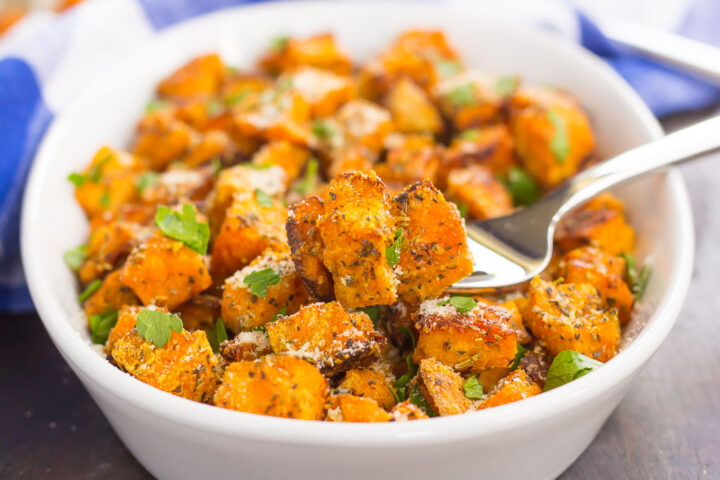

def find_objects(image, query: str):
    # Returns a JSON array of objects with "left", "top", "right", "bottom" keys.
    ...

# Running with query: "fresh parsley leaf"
[
  {"left": 270, "top": 35, "right": 289, "bottom": 52},
  {"left": 394, "top": 326, "right": 418, "bottom": 391},
  {"left": 408, "top": 384, "right": 438, "bottom": 417},
  {"left": 270, "top": 305, "right": 287, "bottom": 322},
  {"left": 620, "top": 253, "right": 651, "bottom": 301},
  {"left": 386, "top": 228, "right": 403, "bottom": 267},
  {"left": 154, "top": 203, "right": 210, "bottom": 255},
  {"left": 502, "top": 166, "right": 540, "bottom": 207},
  {"left": 544, "top": 350, "right": 603, "bottom": 391},
  {"left": 447, "top": 83, "right": 476, "bottom": 107},
  {"left": 463, "top": 375, "right": 486, "bottom": 400},
  {"left": 388, "top": 384, "right": 403, "bottom": 404},
  {"left": 243, "top": 268, "right": 282, "bottom": 298},
  {"left": 458, "top": 129, "right": 480, "bottom": 141},
  {"left": 89, "top": 310, "right": 118, "bottom": 344},
  {"left": 63, "top": 245, "right": 87, "bottom": 271},
  {"left": 252, "top": 325, "right": 268, "bottom": 333},
  {"left": 88, "top": 154, "right": 112, "bottom": 183},
  {"left": 255, "top": 189, "right": 274, "bottom": 207},
  {"left": 77, "top": 279, "right": 102, "bottom": 303},
  {"left": 293, "top": 158, "right": 319, "bottom": 195},
  {"left": 454, "top": 201, "right": 469, "bottom": 219},
  {"left": 437, "top": 295, "right": 477, "bottom": 314},
  {"left": 225, "top": 90, "right": 250, "bottom": 106},
  {"left": 136, "top": 309, "right": 184, "bottom": 348},
  {"left": 547, "top": 110, "right": 569, "bottom": 164},
  {"left": 435, "top": 59, "right": 462, "bottom": 78},
  {"left": 356, "top": 306, "right": 380, "bottom": 326},
  {"left": 494, "top": 76, "right": 517, "bottom": 97},
  {"left": 99, "top": 191, "right": 111, "bottom": 208},
  {"left": 205, "top": 318, "right": 229, "bottom": 353},
  {"left": 67, "top": 172, "right": 86, "bottom": 187},
  {"left": 135, "top": 172, "right": 159, "bottom": 194},
  {"left": 508, "top": 343, "right": 528, "bottom": 370},
  {"left": 312, "top": 121, "right": 334, "bottom": 139},
  {"left": 210, "top": 156, "right": 223, "bottom": 175},
  {"left": 145, "top": 99, "right": 168, "bottom": 114}
]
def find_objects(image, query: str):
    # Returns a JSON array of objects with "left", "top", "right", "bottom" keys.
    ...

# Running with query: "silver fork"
[{"left": 450, "top": 114, "right": 720, "bottom": 292}]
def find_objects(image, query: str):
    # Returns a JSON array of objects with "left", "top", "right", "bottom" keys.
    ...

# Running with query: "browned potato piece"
[
  {"left": 474, "top": 367, "right": 512, "bottom": 393},
  {"left": 173, "top": 294, "right": 220, "bottom": 332},
  {"left": 157, "top": 54, "right": 224, "bottom": 99},
  {"left": 214, "top": 355, "right": 328, "bottom": 420},
  {"left": 221, "top": 72, "right": 273, "bottom": 106},
  {"left": 83, "top": 269, "right": 139, "bottom": 317},
  {"left": 252, "top": 140, "right": 311, "bottom": 186},
  {"left": 111, "top": 326, "right": 220, "bottom": 403},
  {"left": 385, "top": 77, "right": 443, "bottom": 134},
  {"left": 413, "top": 299, "right": 517, "bottom": 373},
  {"left": 526, "top": 276, "right": 620, "bottom": 362},
  {"left": 140, "top": 166, "right": 215, "bottom": 206},
  {"left": 233, "top": 88, "right": 312, "bottom": 145},
  {"left": 390, "top": 400, "right": 429, "bottom": 421},
  {"left": 326, "top": 144, "right": 377, "bottom": 179},
  {"left": 286, "top": 196, "right": 335, "bottom": 301},
  {"left": 417, "top": 358, "right": 470, "bottom": 416},
  {"left": 392, "top": 181, "right": 474, "bottom": 304},
  {"left": 479, "top": 369, "right": 542, "bottom": 409},
  {"left": 329, "top": 100, "right": 394, "bottom": 153},
  {"left": 258, "top": 33, "right": 352, "bottom": 76},
  {"left": 446, "top": 165, "right": 513, "bottom": 220},
  {"left": 510, "top": 86, "right": 595, "bottom": 188},
  {"left": 434, "top": 71, "right": 514, "bottom": 129},
  {"left": 440, "top": 125, "right": 516, "bottom": 186},
  {"left": 210, "top": 190, "right": 288, "bottom": 280},
  {"left": 219, "top": 330, "right": 272, "bottom": 362},
  {"left": 265, "top": 301, "right": 385, "bottom": 376},
  {"left": 133, "top": 111, "right": 193, "bottom": 171},
  {"left": 374, "top": 134, "right": 441, "bottom": 187},
  {"left": 222, "top": 249, "right": 308, "bottom": 334},
  {"left": 559, "top": 246, "right": 634, "bottom": 323},
  {"left": 79, "top": 220, "right": 149, "bottom": 284},
  {"left": 122, "top": 232, "right": 213, "bottom": 310},
  {"left": 105, "top": 304, "right": 142, "bottom": 354},
  {"left": 284, "top": 66, "right": 356, "bottom": 117},
  {"left": 326, "top": 394, "right": 392, "bottom": 422},
  {"left": 338, "top": 365, "right": 396, "bottom": 410}
]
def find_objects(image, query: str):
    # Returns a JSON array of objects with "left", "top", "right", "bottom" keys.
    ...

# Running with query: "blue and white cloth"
[{"left": 1, "top": 0, "right": 718, "bottom": 312}]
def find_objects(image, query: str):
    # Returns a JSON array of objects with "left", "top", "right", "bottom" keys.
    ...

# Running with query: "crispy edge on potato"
[
  {"left": 417, "top": 358, "right": 471, "bottom": 416},
  {"left": 219, "top": 330, "right": 272, "bottom": 363},
  {"left": 479, "top": 369, "right": 542, "bottom": 409},
  {"left": 445, "top": 165, "right": 513, "bottom": 220},
  {"left": 326, "top": 394, "right": 392, "bottom": 422},
  {"left": 83, "top": 269, "right": 139, "bottom": 317},
  {"left": 338, "top": 364, "right": 396, "bottom": 410}
]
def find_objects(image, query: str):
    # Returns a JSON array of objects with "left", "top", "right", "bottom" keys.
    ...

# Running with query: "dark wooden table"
[{"left": 1, "top": 112, "right": 718, "bottom": 480}]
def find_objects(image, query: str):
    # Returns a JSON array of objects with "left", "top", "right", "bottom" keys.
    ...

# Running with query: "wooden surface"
[{"left": 1, "top": 113, "right": 719, "bottom": 479}]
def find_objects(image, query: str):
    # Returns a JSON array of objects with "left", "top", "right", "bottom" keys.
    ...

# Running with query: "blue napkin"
[{"left": 1, "top": 0, "right": 718, "bottom": 312}]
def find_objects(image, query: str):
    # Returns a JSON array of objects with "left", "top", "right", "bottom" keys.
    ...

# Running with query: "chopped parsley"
[
  {"left": 408, "top": 384, "right": 438, "bottom": 417},
  {"left": 255, "top": 188, "right": 274, "bottom": 207},
  {"left": 620, "top": 253, "right": 651, "bottom": 301},
  {"left": 89, "top": 310, "right": 118, "bottom": 345},
  {"left": 210, "top": 156, "right": 223, "bottom": 175},
  {"left": 63, "top": 245, "right": 87, "bottom": 271},
  {"left": 271, "top": 305, "right": 287, "bottom": 322},
  {"left": 243, "top": 268, "right": 282, "bottom": 298},
  {"left": 547, "top": 110, "right": 570, "bottom": 164},
  {"left": 154, "top": 203, "right": 210, "bottom": 255},
  {"left": 205, "top": 318, "right": 229, "bottom": 353},
  {"left": 386, "top": 228, "right": 403, "bottom": 267},
  {"left": 447, "top": 83, "right": 476, "bottom": 107},
  {"left": 544, "top": 350, "right": 603, "bottom": 391},
  {"left": 224, "top": 90, "right": 250, "bottom": 106},
  {"left": 77, "top": 279, "right": 102, "bottom": 303},
  {"left": 99, "top": 191, "right": 111, "bottom": 208},
  {"left": 270, "top": 35, "right": 289, "bottom": 52},
  {"left": 312, "top": 120, "right": 334, "bottom": 139},
  {"left": 135, "top": 171, "right": 159, "bottom": 194},
  {"left": 435, "top": 59, "right": 462, "bottom": 78},
  {"left": 67, "top": 173, "right": 86, "bottom": 187},
  {"left": 508, "top": 343, "right": 528, "bottom": 370},
  {"left": 500, "top": 166, "right": 540, "bottom": 207},
  {"left": 494, "top": 76, "right": 517, "bottom": 97},
  {"left": 356, "top": 306, "right": 380, "bottom": 326},
  {"left": 293, "top": 158, "right": 319, "bottom": 195},
  {"left": 145, "top": 99, "right": 168, "bottom": 114},
  {"left": 438, "top": 295, "right": 477, "bottom": 314},
  {"left": 136, "top": 309, "right": 184, "bottom": 348},
  {"left": 393, "top": 326, "right": 418, "bottom": 399},
  {"left": 458, "top": 129, "right": 480, "bottom": 141},
  {"left": 455, "top": 201, "right": 469, "bottom": 219},
  {"left": 463, "top": 375, "right": 486, "bottom": 400},
  {"left": 67, "top": 153, "right": 112, "bottom": 187}
]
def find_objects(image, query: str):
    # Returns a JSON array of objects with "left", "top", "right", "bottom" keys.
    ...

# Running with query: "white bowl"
[{"left": 21, "top": 2, "right": 694, "bottom": 479}]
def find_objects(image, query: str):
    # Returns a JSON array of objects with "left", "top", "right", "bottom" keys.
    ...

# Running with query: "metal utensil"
[{"left": 449, "top": 114, "right": 720, "bottom": 292}]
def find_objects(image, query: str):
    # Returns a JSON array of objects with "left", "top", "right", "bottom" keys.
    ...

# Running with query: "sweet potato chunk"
[
  {"left": 233, "top": 87, "right": 311, "bottom": 145},
  {"left": 252, "top": 140, "right": 311, "bottom": 186},
  {"left": 338, "top": 365, "right": 396, "bottom": 410},
  {"left": 221, "top": 249, "right": 308, "bottom": 334},
  {"left": 326, "top": 394, "right": 391, "bottom": 422},
  {"left": 445, "top": 165, "right": 513, "bottom": 220},
  {"left": 133, "top": 111, "right": 193, "bottom": 170},
  {"left": 214, "top": 355, "right": 328, "bottom": 420},
  {"left": 139, "top": 166, "right": 214, "bottom": 206},
  {"left": 79, "top": 220, "right": 149, "bottom": 284},
  {"left": 173, "top": 294, "right": 220, "bottom": 332},
  {"left": 111, "top": 327, "right": 220, "bottom": 402},
  {"left": 413, "top": 298, "right": 517, "bottom": 373},
  {"left": 417, "top": 358, "right": 471, "bottom": 416},
  {"left": 374, "top": 134, "right": 441, "bottom": 188},
  {"left": 105, "top": 304, "right": 142, "bottom": 354},
  {"left": 326, "top": 100, "right": 393, "bottom": 153},
  {"left": 83, "top": 269, "right": 139, "bottom": 317},
  {"left": 258, "top": 33, "right": 352, "bottom": 76},
  {"left": 390, "top": 400, "right": 429, "bottom": 421},
  {"left": 122, "top": 232, "right": 212, "bottom": 309},
  {"left": 526, "top": 276, "right": 620, "bottom": 362},
  {"left": 219, "top": 330, "right": 272, "bottom": 362},
  {"left": 265, "top": 301, "right": 385, "bottom": 376},
  {"left": 284, "top": 66, "right": 356, "bottom": 117},
  {"left": 286, "top": 196, "right": 334, "bottom": 301},
  {"left": 385, "top": 77, "right": 443, "bottom": 134},
  {"left": 392, "top": 181, "right": 474, "bottom": 304},
  {"left": 479, "top": 369, "right": 542, "bottom": 409},
  {"left": 326, "top": 144, "right": 377, "bottom": 179},
  {"left": 157, "top": 54, "right": 224, "bottom": 99},
  {"left": 317, "top": 171, "right": 397, "bottom": 307},
  {"left": 440, "top": 125, "right": 516, "bottom": 187},
  {"left": 559, "top": 246, "right": 633, "bottom": 323},
  {"left": 434, "top": 71, "right": 514, "bottom": 130}
]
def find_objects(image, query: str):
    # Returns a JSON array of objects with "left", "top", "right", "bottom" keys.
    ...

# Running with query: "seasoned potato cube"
[
  {"left": 526, "top": 276, "right": 620, "bottom": 362},
  {"left": 210, "top": 190, "right": 288, "bottom": 279},
  {"left": 446, "top": 165, "right": 513, "bottom": 220},
  {"left": 105, "top": 304, "right": 142, "bottom": 354},
  {"left": 326, "top": 394, "right": 392, "bottom": 422},
  {"left": 219, "top": 330, "right": 272, "bottom": 362},
  {"left": 413, "top": 298, "right": 517, "bottom": 372},
  {"left": 265, "top": 301, "right": 385, "bottom": 376},
  {"left": 392, "top": 181, "right": 474, "bottom": 304},
  {"left": 83, "top": 269, "right": 139, "bottom": 317},
  {"left": 390, "top": 400, "right": 429, "bottom": 421},
  {"left": 122, "top": 232, "right": 213, "bottom": 310},
  {"left": 252, "top": 140, "right": 311, "bottom": 186},
  {"left": 284, "top": 66, "right": 356, "bottom": 117},
  {"left": 173, "top": 294, "right": 220, "bottom": 332},
  {"left": 214, "top": 355, "right": 328, "bottom": 420},
  {"left": 182, "top": 130, "right": 232, "bottom": 168},
  {"left": 222, "top": 249, "right": 308, "bottom": 334},
  {"left": 111, "top": 327, "right": 220, "bottom": 402},
  {"left": 286, "top": 196, "right": 335, "bottom": 301},
  {"left": 79, "top": 220, "right": 149, "bottom": 284},
  {"left": 326, "top": 144, "right": 377, "bottom": 179},
  {"left": 440, "top": 125, "right": 515, "bottom": 186},
  {"left": 133, "top": 111, "right": 193, "bottom": 170},
  {"left": 338, "top": 364, "right": 396, "bottom": 410},
  {"left": 559, "top": 246, "right": 633, "bottom": 322},
  {"left": 474, "top": 296, "right": 531, "bottom": 344},
  {"left": 510, "top": 86, "right": 595, "bottom": 188},
  {"left": 317, "top": 171, "right": 397, "bottom": 307},
  {"left": 233, "top": 88, "right": 311, "bottom": 145},
  {"left": 88, "top": 204, "right": 155, "bottom": 232},
  {"left": 258, "top": 33, "right": 352, "bottom": 75},
  {"left": 479, "top": 369, "right": 542, "bottom": 409},
  {"left": 220, "top": 72, "right": 273, "bottom": 106},
  {"left": 385, "top": 77, "right": 443, "bottom": 134},
  {"left": 157, "top": 54, "right": 224, "bottom": 99},
  {"left": 434, "top": 71, "right": 514, "bottom": 130},
  {"left": 417, "top": 358, "right": 470, "bottom": 416},
  {"left": 374, "top": 134, "right": 441, "bottom": 188},
  {"left": 140, "top": 166, "right": 215, "bottom": 206},
  {"left": 329, "top": 100, "right": 394, "bottom": 153}
]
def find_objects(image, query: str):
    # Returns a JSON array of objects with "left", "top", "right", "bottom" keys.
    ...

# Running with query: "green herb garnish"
[
  {"left": 435, "top": 59, "right": 462, "bottom": 78},
  {"left": 77, "top": 279, "right": 102, "bottom": 303},
  {"left": 63, "top": 245, "right": 87, "bottom": 271},
  {"left": 99, "top": 191, "right": 111, "bottom": 208},
  {"left": 501, "top": 166, "right": 540, "bottom": 207},
  {"left": 252, "top": 325, "right": 268, "bottom": 333},
  {"left": 211, "top": 156, "right": 223, "bottom": 175},
  {"left": 437, "top": 295, "right": 477, "bottom": 314},
  {"left": 386, "top": 228, "right": 403, "bottom": 267},
  {"left": 243, "top": 268, "right": 282, "bottom": 298},
  {"left": 145, "top": 99, "right": 168, "bottom": 114},
  {"left": 547, "top": 110, "right": 569, "bottom": 164},
  {"left": 293, "top": 158, "right": 319, "bottom": 195},
  {"left": 67, "top": 173, "right": 86, "bottom": 187},
  {"left": 88, "top": 154, "right": 112, "bottom": 183},
  {"left": 447, "top": 83, "right": 476, "bottom": 107},
  {"left": 89, "top": 310, "right": 118, "bottom": 345},
  {"left": 312, "top": 121, "right": 334, "bottom": 139},
  {"left": 408, "top": 384, "right": 438, "bottom": 417},
  {"left": 463, "top": 375, "right": 486, "bottom": 400},
  {"left": 136, "top": 172, "right": 159, "bottom": 194},
  {"left": 136, "top": 309, "right": 184, "bottom": 348},
  {"left": 620, "top": 253, "right": 651, "bottom": 301},
  {"left": 356, "top": 306, "right": 380, "bottom": 326},
  {"left": 508, "top": 343, "right": 528, "bottom": 370},
  {"left": 270, "top": 35, "right": 289, "bottom": 52},
  {"left": 271, "top": 305, "right": 287, "bottom": 322},
  {"left": 255, "top": 189, "right": 274, "bottom": 207},
  {"left": 154, "top": 203, "right": 210, "bottom": 255},
  {"left": 458, "top": 129, "right": 480, "bottom": 141},
  {"left": 224, "top": 90, "right": 250, "bottom": 106},
  {"left": 455, "top": 202, "right": 469, "bottom": 219},
  {"left": 205, "top": 318, "right": 229, "bottom": 353},
  {"left": 394, "top": 326, "right": 418, "bottom": 399},
  {"left": 206, "top": 99, "right": 223, "bottom": 117},
  {"left": 494, "top": 76, "right": 517, "bottom": 97},
  {"left": 544, "top": 350, "right": 603, "bottom": 391}
]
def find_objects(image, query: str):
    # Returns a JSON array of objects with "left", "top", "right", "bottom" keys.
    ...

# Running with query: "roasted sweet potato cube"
[
  {"left": 385, "top": 77, "right": 443, "bottom": 134},
  {"left": 338, "top": 364, "right": 396, "bottom": 410},
  {"left": 510, "top": 86, "right": 595, "bottom": 188},
  {"left": 479, "top": 369, "right": 542, "bottom": 409},
  {"left": 440, "top": 125, "right": 516, "bottom": 186},
  {"left": 182, "top": 130, "right": 232, "bottom": 168},
  {"left": 122, "top": 232, "right": 213, "bottom": 310},
  {"left": 526, "top": 276, "right": 620, "bottom": 362},
  {"left": 111, "top": 327, "right": 220, "bottom": 402},
  {"left": 317, "top": 171, "right": 397, "bottom": 308},
  {"left": 326, "top": 144, "right": 377, "bottom": 179},
  {"left": 133, "top": 111, "right": 193, "bottom": 170},
  {"left": 105, "top": 304, "right": 142, "bottom": 354},
  {"left": 413, "top": 299, "right": 517, "bottom": 373},
  {"left": 157, "top": 54, "right": 225, "bottom": 99},
  {"left": 475, "top": 296, "right": 531, "bottom": 345},
  {"left": 473, "top": 367, "right": 512, "bottom": 393},
  {"left": 210, "top": 189, "right": 288, "bottom": 279},
  {"left": 390, "top": 400, "right": 429, "bottom": 421},
  {"left": 221, "top": 72, "right": 273, "bottom": 106},
  {"left": 417, "top": 358, "right": 470, "bottom": 416},
  {"left": 392, "top": 181, "right": 474, "bottom": 304},
  {"left": 374, "top": 134, "right": 441, "bottom": 187},
  {"left": 173, "top": 294, "right": 220, "bottom": 332},
  {"left": 326, "top": 394, "right": 392, "bottom": 422},
  {"left": 446, "top": 165, "right": 513, "bottom": 220},
  {"left": 258, "top": 33, "right": 352, "bottom": 75},
  {"left": 434, "top": 71, "right": 515, "bottom": 129},
  {"left": 88, "top": 204, "right": 155, "bottom": 231},
  {"left": 219, "top": 330, "right": 272, "bottom": 362},
  {"left": 265, "top": 301, "right": 385, "bottom": 376},
  {"left": 329, "top": 100, "right": 393, "bottom": 153},
  {"left": 233, "top": 88, "right": 311, "bottom": 145},
  {"left": 214, "top": 355, "right": 328, "bottom": 420},
  {"left": 559, "top": 246, "right": 634, "bottom": 323},
  {"left": 284, "top": 66, "right": 356, "bottom": 117},
  {"left": 79, "top": 220, "right": 149, "bottom": 284},
  {"left": 286, "top": 196, "right": 335, "bottom": 301},
  {"left": 140, "top": 166, "right": 215, "bottom": 206},
  {"left": 222, "top": 249, "right": 308, "bottom": 334},
  {"left": 252, "top": 140, "right": 311, "bottom": 186},
  {"left": 83, "top": 269, "right": 139, "bottom": 317}
]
